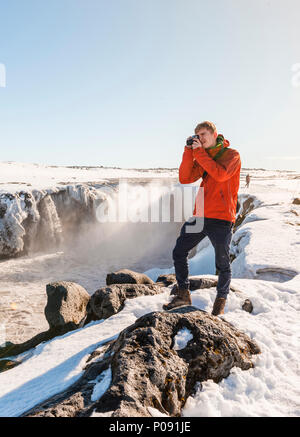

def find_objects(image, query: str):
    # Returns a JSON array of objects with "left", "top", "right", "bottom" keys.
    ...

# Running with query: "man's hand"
[
  {"left": 191, "top": 137, "right": 203, "bottom": 150},
  {"left": 185, "top": 136, "right": 203, "bottom": 149},
  {"left": 185, "top": 136, "right": 193, "bottom": 149}
]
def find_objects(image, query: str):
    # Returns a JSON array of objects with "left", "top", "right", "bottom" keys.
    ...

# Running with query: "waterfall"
[{"left": 0, "top": 184, "right": 107, "bottom": 259}]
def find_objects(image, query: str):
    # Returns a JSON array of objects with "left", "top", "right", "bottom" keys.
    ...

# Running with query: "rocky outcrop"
[
  {"left": 85, "top": 283, "right": 164, "bottom": 323},
  {"left": 0, "top": 281, "right": 90, "bottom": 361},
  {"left": 0, "top": 276, "right": 166, "bottom": 363},
  {"left": 189, "top": 276, "right": 218, "bottom": 290},
  {"left": 292, "top": 197, "right": 300, "bottom": 205},
  {"left": 156, "top": 274, "right": 219, "bottom": 291},
  {"left": 0, "top": 272, "right": 245, "bottom": 365},
  {"left": 234, "top": 195, "right": 258, "bottom": 230},
  {"left": 106, "top": 269, "right": 154, "bottom": 285},
  {"left": 0, "top": 323, "right": 83, "bottom": 361},
  {"left": 45, "top": 281, "right": 90, "bottom": 329},
  {"left": 156, "top": 274, "right": 177, "bottom": 287},
  {"left": 0, "top": 358, "right": 20, "bottom": 373},
  {"left": 25, "top": 306, "right": 260, "bottom": 417}
]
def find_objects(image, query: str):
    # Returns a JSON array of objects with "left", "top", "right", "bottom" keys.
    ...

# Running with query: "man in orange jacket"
[{"left": 163, "top": 121, "right": 241, "bottom": 315}]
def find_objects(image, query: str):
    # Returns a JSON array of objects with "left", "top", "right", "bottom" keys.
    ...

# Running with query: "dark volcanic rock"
[
  {"left": 156, "top": 275, "right": 223, "bottom": 290},
  {"left": 242, "top": 299, "right": 254, "bottom": 313},
  {"left": 0, "top": 324, "right": 84, "bottom": 361},
  {"left": 169, "top": 277, "right": 218, "bottom": 295},
  {"left": 93, "top": 307, "right": 260, "bottom": 417},
  {"left": 0, "top": 359, "right": 20, "bottom": 373},
  {"left": 0, "top": 282, "right": 90, "bottom": 362},
  {"left": 45, "top": 281, "right": 90, "bottom": 329},
  {"left": 0, "top": 202, "right": 7, "bottom": 219},
  {"left": 189, "top": 277, "right": 218, "bottom": 291},
  {"left": 156, "top": 273, "right": 218, "bottom": 291},
  {"left": 26, "top": 307, "right": 260, "bottom": 417},
  {"left": 106, "top": 269, "right": 154, "bottom": 286},
  {"left": 156, "top": 274, "right": 176, "bottom": 287},
  {"left": 168, "top": 276, "right": 242, "bottom": 295},
  {"left": 86, "top": 284, "right": 164, "bottom": 322}
]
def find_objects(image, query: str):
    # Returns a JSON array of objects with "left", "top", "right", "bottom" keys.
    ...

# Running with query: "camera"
[{"left": 186, "top": 135, "right": 199, "bottom": 146}]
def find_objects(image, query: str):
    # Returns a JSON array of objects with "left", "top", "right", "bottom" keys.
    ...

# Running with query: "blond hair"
[{"left": 194, "top": 121, "right": 217, "bottom": 134}]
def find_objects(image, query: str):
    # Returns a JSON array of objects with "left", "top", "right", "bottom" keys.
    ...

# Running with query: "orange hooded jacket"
[{"left": 179, "top": 138, "right": 241, "bottom": 223}]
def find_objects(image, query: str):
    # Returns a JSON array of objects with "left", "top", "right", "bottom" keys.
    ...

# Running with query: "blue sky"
[{"left": 0, "top": 0, "right": 299, "bottom": 170}]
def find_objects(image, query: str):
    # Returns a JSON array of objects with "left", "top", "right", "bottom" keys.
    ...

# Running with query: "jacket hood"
[{"left": 206, "top": 134, "right": 230, "bottom": 159}]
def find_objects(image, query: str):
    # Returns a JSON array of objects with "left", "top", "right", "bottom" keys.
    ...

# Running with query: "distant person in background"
[
  {"left": 163, "top": 121, "right": 241, "bottom": 316},
  {"left": 245, "top": 174, "right": 250, "bottom": 188}
]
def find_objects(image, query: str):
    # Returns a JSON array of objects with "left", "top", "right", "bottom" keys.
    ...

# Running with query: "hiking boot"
[
  {"left": 211, "top": 297, "right": 226, "bottom": 316},
  {"left": 170, "top": 283, "right": 178, "bottom": 296},
  {"left": 163, "top": 288, "right": 192, "bottom": 310}
]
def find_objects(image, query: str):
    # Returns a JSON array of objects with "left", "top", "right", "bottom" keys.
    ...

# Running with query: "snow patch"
[
  {"left": 147, "top": 406, "right": 169, "bottom": 417},
  {"left": 91, "top": 367, "right": 112, "bottom": 402},
  {"left": 173, "top": 328, "right": 194, "bottom": 351}
]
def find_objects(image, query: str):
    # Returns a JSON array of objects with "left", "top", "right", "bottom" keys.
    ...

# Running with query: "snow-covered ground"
[
  {"left": 0, "top": 161, "right": 177, "bottom": 193},
  {"left": 0, "top": 276, "right": 299, "bottom": 417},
  {"left": 0, "top": 162, "right": 299, "bottom": 417}
]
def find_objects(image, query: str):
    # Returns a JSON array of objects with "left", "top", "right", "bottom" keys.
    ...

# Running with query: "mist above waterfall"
[{"left": 61, "top": 180, "right": 189, "bottom": 279}]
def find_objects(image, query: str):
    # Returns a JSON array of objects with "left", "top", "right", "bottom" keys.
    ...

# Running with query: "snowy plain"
[
  {"left": 0, "top": 161, "right": 177, "bottom": 193},
  {"left": 0, "top": 161, "right": 299, "bottom": 417}
]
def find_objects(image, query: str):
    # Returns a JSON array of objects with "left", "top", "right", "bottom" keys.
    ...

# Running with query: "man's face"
[{"left": 196, "top": 128, "right": 217, "bottom": 149}]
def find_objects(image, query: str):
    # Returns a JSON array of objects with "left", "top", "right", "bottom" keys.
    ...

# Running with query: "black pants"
[{"left": 173, "top": 217, "right": 234, "bottom": 298}]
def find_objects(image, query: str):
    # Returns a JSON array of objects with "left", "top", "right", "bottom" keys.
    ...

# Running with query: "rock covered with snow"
[
  {"left": 45, "top": 281, "right": 90, "bottom": 329},
  {"left": 25, "top": 306, "right": 260, "bottom": 417},
  {"left": 231, "top": 197, "right": 300, "bottom": 281},
  {"left": 92, "top": 307, "right": 260, "bottom": 417},
  {"left": 0, "top": 191, "right": 40, "bottom": 258},
  {"left": 106, "top": 269, "right": 154, "bottom": 285}
]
